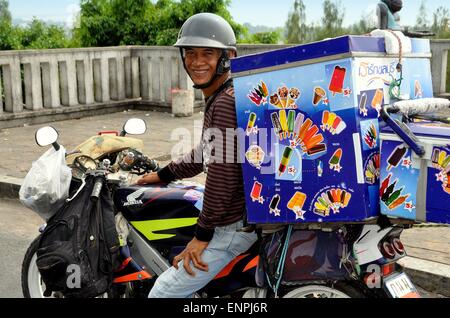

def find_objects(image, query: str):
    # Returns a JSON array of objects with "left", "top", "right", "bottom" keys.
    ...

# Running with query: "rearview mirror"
[
  {"left": 123, "top": 118, "right": 147, "bottom": 135},
  {"left": 35, "top": 126, "right": 59, "bottom": 147}
]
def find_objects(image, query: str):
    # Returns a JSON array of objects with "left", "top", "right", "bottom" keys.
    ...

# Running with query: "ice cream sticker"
[
  {"left": 313, "top": 188, "right": 351, "bottom": 217},
  {"left": 248, "top": 81, "right": 269, "bottom": 106},
  {"left": 328, "top": 66, "right": 352, "bottom": 97},
  {"left": 269, "top": 194, "right": 281, "bottom": 217},
  {"left": 431, "top": 148, "right": 450, "bottom": 195},
  {"left": 245, "top": 145, "right": 265, "bottom": 169},
  {"left": 269, "top": 86, "right": 301, "bottom": 109},
  {"left": 246, "top": 112, "right": 258, "bottom": 136},
  {"left": 250, "top": 181, "right": 264, "bottom": 204},
  {"left": 312, "top": 86, "right": 328, "bottom": 106},
  {"left": 363, "top": 123, "right": 378, "bottom": 149},
  {"left": 414, "top": 80, "right": 423, "bottom": 98},
  {"left": 380, "top": 173, "right": 411, "bottom": 210},
  {"left": 387, "top": 145, "right": 407, "bottom": 171},
  {"left": 321, "top": 110, "right": 347, "bottom": 135},
  {"left": 270, "top": 110, "right": 326, "bottom": 156},
  {"left": 329, "top": 148, "right": 343, "bottom": 172},
  {"left": 287, "top": 192, "right": 307, "bottom": 220},
  {"left": 365, "top": 152, "right": 380, "bottom": 185}
]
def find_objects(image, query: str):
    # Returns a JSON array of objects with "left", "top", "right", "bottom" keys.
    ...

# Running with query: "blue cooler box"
[
  {"left": 380, "top": 123, "right": 450, "bottom": 224},
  {"left": 231, "top": 35, "right": 433, "bottom": 224}
]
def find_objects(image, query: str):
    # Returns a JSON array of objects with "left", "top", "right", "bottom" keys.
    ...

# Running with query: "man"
[
  {"left": 377, "top": 0, "right": 403, "bottom": 30},
  {"left": 137, "top": 13, "right": 257, "bottom": 298}
]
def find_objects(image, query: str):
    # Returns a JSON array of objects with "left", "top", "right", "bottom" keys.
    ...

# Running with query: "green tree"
[
  {"left": 415, "top": 0, "right": 429, "bottom": 30},
  {"left": 74, "top": 0, "right": 244, "bottom": 47},
  {"left": 18, "top": 19, "right": 71, "bottom": 49},
  {"left": 431, "top": 6, "right": 450, "bottom": 38},
  {"left": 318, "top": 0, "right": 345, "bottom": 40},
  {"left": 0, "top": 0, "right": 21, "bottom": 50},
  {"left": 285, "top": 0, "right": 307, "bottom": 44}
]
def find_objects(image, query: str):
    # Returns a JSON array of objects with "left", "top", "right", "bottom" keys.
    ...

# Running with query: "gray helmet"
[{"left": 174, "top": 13, "right": 237, "bottom": 51}]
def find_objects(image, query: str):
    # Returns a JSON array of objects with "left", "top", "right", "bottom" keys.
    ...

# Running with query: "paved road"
[
  {"left": 0, "top": 198, "right": 42, "bottom": 298},
  {"left": 0, "top": 198, "right": 445, "bottom": 298}
]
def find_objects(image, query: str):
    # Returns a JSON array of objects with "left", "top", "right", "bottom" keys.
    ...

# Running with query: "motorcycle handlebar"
[
  {"left": 90, "top": 176, "right": 103, "bottom": 202},
  {"left": 381, "top": 107, "right": 426, "bottom": 157},
  {"left": 386, "top": 98, "right": 450, "bottom": 117}
]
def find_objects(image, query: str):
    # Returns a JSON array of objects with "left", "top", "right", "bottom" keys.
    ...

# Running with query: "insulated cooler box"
[
  {"left": 231, "top": 35, "right": 433, "bottom": 224},
  {"left": 380, "top": 123, "right": 450, "bottom": 224}
]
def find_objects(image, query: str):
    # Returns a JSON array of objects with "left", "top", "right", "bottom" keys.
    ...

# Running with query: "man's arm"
[
  {"left": 377, "top": 3, "right": 388, "bottom": 29},
  {"left": 157, "top": 142, "right": 204, "bottom": 182}
]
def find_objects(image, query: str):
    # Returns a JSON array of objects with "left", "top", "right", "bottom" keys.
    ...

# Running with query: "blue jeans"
[{"left": 148, "top": 220, "right": 258, "bottom": 298}]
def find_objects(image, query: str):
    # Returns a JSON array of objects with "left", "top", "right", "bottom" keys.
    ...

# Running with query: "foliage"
[{"left": 285, "top": 0, "right": 307, "bottom": 44}]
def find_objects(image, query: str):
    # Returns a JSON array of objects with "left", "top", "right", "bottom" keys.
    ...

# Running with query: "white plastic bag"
[{"left": 19, "top": 146, "right": 72, "bottom": 220}]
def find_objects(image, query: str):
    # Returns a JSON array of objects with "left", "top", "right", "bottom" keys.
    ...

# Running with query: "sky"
[{"left": 7, "top": 0, "right": 450, "bottom": 28}]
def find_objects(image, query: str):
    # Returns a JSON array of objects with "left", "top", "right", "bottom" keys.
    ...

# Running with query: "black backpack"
[{"left": 36, "top": 176, "right": 120, "bottom": 298}]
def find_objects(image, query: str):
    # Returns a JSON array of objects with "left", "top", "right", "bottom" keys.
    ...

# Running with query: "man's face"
[{"left": 184, "top": 47, "right": 221, "bottom": 85}]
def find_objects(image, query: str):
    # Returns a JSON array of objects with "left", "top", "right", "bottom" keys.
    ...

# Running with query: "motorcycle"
[{"left": 22, "top": 104, "right": 438, "bottom": 298}]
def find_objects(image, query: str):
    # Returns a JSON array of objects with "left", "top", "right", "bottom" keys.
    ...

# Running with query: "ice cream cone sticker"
[
  {"left": 278, "top": 86, "right": 289, "bottom": 108},
  {"left": 414, "top": 80, "right": 423, "bottom": 98},
  {"left": 329, "top": 148, "right": 343, "bottom": 172},
  {"left": 287, "top": 88, "right": 301, "bottom": 108},
  {"left": 250, "top": 181, "right": 264, "bottom": 204},
  {"left": 313, "top": 86, "right": 327, "bottom": 106},
  {"left": 248, "top": 81, "right": 269, "bottom": 106},
  {"left": 287, "top": 192, "right": 307, "bottom": 220},
  {"left": 269, "top": 194, "right": 281, "bottom": 217}
]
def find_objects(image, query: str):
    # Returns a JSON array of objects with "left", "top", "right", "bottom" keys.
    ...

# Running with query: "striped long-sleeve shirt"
[{"left": 157, "top": 80, "right": 246, "bottom": 241}]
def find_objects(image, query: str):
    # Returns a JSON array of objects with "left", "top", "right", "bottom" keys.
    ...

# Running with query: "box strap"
[{"left": 415, "top": 159, "right": 428, "bottom": 221}]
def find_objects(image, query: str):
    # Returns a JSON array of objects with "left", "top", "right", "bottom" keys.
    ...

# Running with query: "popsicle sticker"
[
  {"left": 365, "top": 153, "right": 380, "bottom": 185},
  {"left": 329, "top": 148, "right": 343, "bottom": 172},
  {"left": 278, "top": 146, "right": 294, "bottom": 177},
  {"left": 380, "top": 173, "right": 411, "bottom": 211},
  {"left": 294, "top": 118, "right": 326, "bottom": 156},
  {"left": 246, "top": 112, "right": 258, "bottom": 136},
  {"left": 269, "top": 194, "right": 281, "bottom": 217},
  {"left": 317, "top": 160, "right": 323, "bottom": 177},
  {"left": 386, "top": 145, "right": 407, "bottom": 171},
  {"left": 328, "top": 66, "right": 352, "bottom": 97},
  {"left": 245, "top": 145, "right": 265, "bottom": 170},
  {"left": 248, "top": 81, "right": 269, "bottom": 106},
  {"left": 359, "top": 92, "right": 368, "bottom": 117},
  {"left": 414, "top": 80, "right": 423, "bottom": 98},
  {"left": 313, "top": 188, "right": 351, "bottom": 217},
  {"left": 312, "top": 86, "right": 328, "bottom": 106},
  {"left": 431, "top": 148, "right": 450, "bottom": 194},
  {"left": 363, "top": 123, "right": 378, "bottom": 149},
  {"left": 371, "top": 89, "right": 384, "bottom": 115},
  {"left": 287, "top": 192, "right": 307, "bottom": 220},
  {"left": 321, "top": 110, "right": 347, "bottom": 135},
  {"left": 250, "top": 181, "right": 264, "bottom": 204}
]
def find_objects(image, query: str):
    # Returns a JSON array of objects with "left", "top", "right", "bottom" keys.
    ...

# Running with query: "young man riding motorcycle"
[{"left": 137, "top": 13, "right": 258, "bottom": 298}]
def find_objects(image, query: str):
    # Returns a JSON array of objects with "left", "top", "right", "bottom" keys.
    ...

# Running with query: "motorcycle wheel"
[
  {"left": 21, "top": 235, "right": 55, "bottom": 298},
  {"left": 282, "top": 283, "right": 366, "bottom": 298},
  {"left": 21, "top": 235, "right": 110, "bottom": 298}
]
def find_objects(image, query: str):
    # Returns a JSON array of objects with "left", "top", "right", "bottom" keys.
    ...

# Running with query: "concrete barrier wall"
[{"left": 0, "top": 42, "right": 448, "bottom": 121}]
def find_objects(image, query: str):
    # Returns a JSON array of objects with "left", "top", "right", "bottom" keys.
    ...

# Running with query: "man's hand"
[
  {"left": 172, "top": 237, "right": 209, "bottom": 276},
  {"left": 136, "top": 172, "right": 161, "bottom": 185}
]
